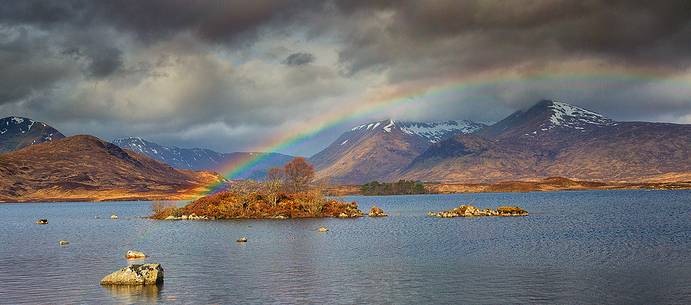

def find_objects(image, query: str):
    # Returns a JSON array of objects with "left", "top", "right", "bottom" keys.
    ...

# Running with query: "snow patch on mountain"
[
  {"left": 348, "top": 119, "right": 485, "bottom": 143},
  {"left": 548, "top": 101, "right": 615, "bottom": 128},
  {"left": 398, "top": 120, "right": 484, "bottom": 142}
]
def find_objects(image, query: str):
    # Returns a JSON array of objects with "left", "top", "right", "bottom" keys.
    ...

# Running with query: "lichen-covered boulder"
[
  {"left": 368, "top": 206, "right": 388, "bottom": 217},
  {"left": 100, "top": 264, "right": 164, "bottom": 285}
]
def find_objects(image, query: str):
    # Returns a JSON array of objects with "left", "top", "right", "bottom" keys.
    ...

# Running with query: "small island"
[
  {"left": 151, "top": 158, "right": 364, "bottom": 220},
  {"left": 428, "top": 204, "right": 528, "bottom": 218}
]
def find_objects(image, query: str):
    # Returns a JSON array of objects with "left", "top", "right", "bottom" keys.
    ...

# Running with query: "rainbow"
[{"left": 194, "top": 66, "right": 683, "bottom": 197}]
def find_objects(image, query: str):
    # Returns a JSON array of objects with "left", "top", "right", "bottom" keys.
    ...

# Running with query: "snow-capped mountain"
[
  {"left": 310, "top": 119, "right": 486, "bottom": 184},
  {"left": 113, "top": 137, "right": 293, "bottom": 179},
  {"left": 0, "top": 116, "right": 65, "bottom": 153},
  {"left": 403, "top": 100, "right": 691, "bottom": 183},
  {"left": 479, "top": 99, "right": 616, "bottom": 141}
]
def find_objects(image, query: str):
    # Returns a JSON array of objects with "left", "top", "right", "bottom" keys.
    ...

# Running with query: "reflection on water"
[
  {"left": 102, "top": 284, "right": 162, "bottom": 304},
  {"left": 0, "top": 190, "right": 689, "bottom": 304}
]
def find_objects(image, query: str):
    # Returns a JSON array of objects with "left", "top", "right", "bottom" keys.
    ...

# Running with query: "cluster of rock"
[
  {"left": 428, "top": 205, "right": 528, "bottom": 218},
  {"left": 336, "top": 208, "right": 364, "bottom": 218},
  {"left": 163, "top": 213, "right": 209, "bottom": 220},
  {"left": 368, "top": 206, "right": 388, "bottom": 217},
  {"left": 100, "top": 264, "right": 164, "bottom": 286}
]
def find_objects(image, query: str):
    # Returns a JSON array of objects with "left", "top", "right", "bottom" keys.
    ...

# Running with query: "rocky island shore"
[{"left": 428, "top": 205, "right": 528, "bottom": 218}]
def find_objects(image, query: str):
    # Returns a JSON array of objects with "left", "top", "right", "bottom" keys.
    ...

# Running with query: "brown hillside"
[{"left": 0, "top": 135, "right": 224, "bottom": 202}]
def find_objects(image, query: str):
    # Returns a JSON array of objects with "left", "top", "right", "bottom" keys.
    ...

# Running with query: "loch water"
[{"left": 0, "top": 190, "right": 690, "bottom": 304}]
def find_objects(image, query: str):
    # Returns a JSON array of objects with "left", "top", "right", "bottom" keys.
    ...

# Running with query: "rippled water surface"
[{"left": 1, "top": 190, "right": 690, "bottom": 304}]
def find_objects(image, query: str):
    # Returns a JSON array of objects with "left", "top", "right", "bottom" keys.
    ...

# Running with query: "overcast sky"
[{"left": 1, "top": 0, "right": 690, "bottom": 156}]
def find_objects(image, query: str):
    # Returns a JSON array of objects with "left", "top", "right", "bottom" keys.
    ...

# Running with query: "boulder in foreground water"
[{"left": 100, "top": 264, "right": 164, "bottom": 285}]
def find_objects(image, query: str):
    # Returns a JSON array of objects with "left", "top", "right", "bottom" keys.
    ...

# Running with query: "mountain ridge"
[
  {"left": 310, "top": 119, "right": 486, "bottom": 184},
  {"left": 113, "top": 137, "right": 294, "bottom": 179},
  {"left": 0, "top": 116, "right": 65, "bottom": 153}
]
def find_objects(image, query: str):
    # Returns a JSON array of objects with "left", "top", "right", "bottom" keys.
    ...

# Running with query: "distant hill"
[
  {"left": 0, "top": 135, "right": 225, "bottom": 202},
  {"left": 310, "top": 119, "right": 485, "bottom": 184},
  {"left": 112, "top": 137, "right": 294, "bottom": 179},
  {"left": 401, "top": 100, "right": 691, "bottom": 182},
  {"left": 0, "top": 116, "right": 65, "bottom": 153}
]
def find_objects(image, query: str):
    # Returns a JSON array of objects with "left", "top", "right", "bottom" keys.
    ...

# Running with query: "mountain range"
[
  {"left": 1, "top": 99, "right": 689, "bottom": 201},
  {"left": 312, "top": 100, "right": 690, "bottom": 184},
  {"left": 112, "top": 137, "right": 293, "bottom": 180}
]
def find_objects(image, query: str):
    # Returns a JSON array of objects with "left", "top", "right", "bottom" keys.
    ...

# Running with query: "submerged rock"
[
  {"left": 236, "top": 237, "right": 248, "bottom": 243},
  {"left": 58, "top": 240, "right": 69, "bottom": 246},
  {"left": 100, "top": 264, "right": 164, "bottom": 285},
  {"left": 126, "top": 250, "right": 147, "bottom": 259},
  {"left": 368, "top": 206, "right": 388, "bottom": 217},
  {"left": 429, "top": 204, "right": 528, "bottom": 218},
  {"left": 36, "top": 219, "right": 48, "bottom": 224}
]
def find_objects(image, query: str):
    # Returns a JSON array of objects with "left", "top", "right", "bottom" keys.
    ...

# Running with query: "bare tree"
[
  {"left": 283, "top": 157, "right": 315, "bottom": 193},
  {"left": 264, "top": 167, "right": 283, "bottom": 206}
]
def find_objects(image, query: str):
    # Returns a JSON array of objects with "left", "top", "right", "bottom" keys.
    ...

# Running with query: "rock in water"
[
  {"left": 318, "top": 226, "right": 329, "bottom": 232},
  {"left": 126, "top": 250, "right": 147, "bottom": 259},
  {"left": 58, "top": 240, "right": 69, "bottom": 246},
  {"left": 36, "top": 219, "right": 48, "bottom": 224},
  {"left": 111, "top": 214, "right": 119, "bottom": 220},
  {"left": 496, "top": 206, "right": 529, "bottom": 216},
  {"left": 236, "top": 237, "right": 248, "bottom": 243},
  {"left": 368, "top": 206, "right": 388, "bottom": 217},
  {"left": 100, "top": 264, "right": 164, "bottom": 285}
]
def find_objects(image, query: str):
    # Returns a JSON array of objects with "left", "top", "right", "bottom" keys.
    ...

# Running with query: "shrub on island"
[{"left": 151, "top": 190, "right": 363, "bottom": 220}]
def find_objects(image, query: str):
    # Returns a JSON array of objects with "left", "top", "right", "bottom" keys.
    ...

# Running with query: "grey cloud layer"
[{"left": 0, "top": 0, "right": 689, "bottom": 154}]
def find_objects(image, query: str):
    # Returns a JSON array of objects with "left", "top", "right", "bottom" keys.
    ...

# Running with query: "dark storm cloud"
[
  {"left": 332, "top": 0, "right": 691, "bottom": 76},
  {"left": 0, "top": 0, "right": 321, "bottom": 44},
  {"left": 0, "top": 0, "right": 690, "bottom": 154},
  {"left": 283, "top": 52, "right": 315, "bottom": 66},
  {"left": 0, "top": 26, "right": 77, "bottom": 104}
]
